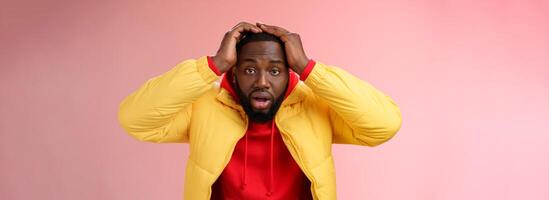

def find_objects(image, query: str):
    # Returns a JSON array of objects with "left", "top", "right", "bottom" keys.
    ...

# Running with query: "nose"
[{"left": 254, "top": 71, "right": 270, "bottom": 89}]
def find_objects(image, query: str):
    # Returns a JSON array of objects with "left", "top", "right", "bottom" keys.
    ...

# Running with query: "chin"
[{"left": 252, "top": 108, "right": 271, "bottom": 114}]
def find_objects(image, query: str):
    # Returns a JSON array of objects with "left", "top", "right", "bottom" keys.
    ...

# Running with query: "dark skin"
[
  {"left": 234, "top": 41, "right": 289, "bottom": 115},
  {"left": 213, "top": 22, "right": 310, "bottom": 117}
]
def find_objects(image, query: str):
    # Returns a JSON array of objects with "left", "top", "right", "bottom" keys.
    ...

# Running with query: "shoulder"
[{"left": 291, "top": 81, "right": 328, "bottom": 109}]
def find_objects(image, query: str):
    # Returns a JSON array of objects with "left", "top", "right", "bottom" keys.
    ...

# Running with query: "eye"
[
  {"left": 244, "top": 68, "right": 256, "bottom": 74},
  {"left": 270, "top": 68, "right": 280, "bottom": 76}
]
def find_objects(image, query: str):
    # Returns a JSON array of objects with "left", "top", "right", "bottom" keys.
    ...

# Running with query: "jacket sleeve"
[
  {"left": 117, "top": 56, "right": 219, "bottom": 143},
  {"left": 303, "top": 62, "right": 402, "bottom": 147}
]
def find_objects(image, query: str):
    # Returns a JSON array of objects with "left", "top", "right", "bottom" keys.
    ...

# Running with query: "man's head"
[{"left": 232, "top": 32, "right": 289, "bottom": 122}]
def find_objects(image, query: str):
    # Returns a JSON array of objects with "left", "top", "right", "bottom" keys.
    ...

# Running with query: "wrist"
[
  {"left": 212, "top": 55, "right": 231, "bottom": 74},
  {"left": 206, "top": 56, "right": 222, "bottom": 75},
  {"left": 299, "top": 59, "right": 316, "bottom": 81},
  {"left": 293, "top": 57, "right": 309, "bottom": 75}
]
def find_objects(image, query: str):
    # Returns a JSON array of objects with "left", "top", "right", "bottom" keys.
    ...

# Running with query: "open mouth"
[{"left": 250, "top": 92, "right": 273, "bottom": 110}]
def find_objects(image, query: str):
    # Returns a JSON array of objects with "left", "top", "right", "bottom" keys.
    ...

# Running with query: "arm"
[
  {"left": 117, "top": 56, "right": 218, "bottom": 143},
  {"left": 118, "top": 22, "right": 263, "bottom": 143},
  {"left": 258, "top": 23, "right": 402, "bottom": 146},
  {"left": 303, "top": 62, "right": 402, "bottom": 146}
]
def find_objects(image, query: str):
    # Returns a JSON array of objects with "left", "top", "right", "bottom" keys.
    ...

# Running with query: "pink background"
[{"left": 2, "top": 0, "right": 548, "bottom": 199}]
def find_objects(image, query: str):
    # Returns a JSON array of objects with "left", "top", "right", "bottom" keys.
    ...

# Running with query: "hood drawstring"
[
  {"left": 222, "top": 68, "right": 299, "bottom": 198},
  {"left": 241, "top": 131, "right": 249, "bottom": 189},
  {"left": 241, "top": 120, "right": 276, "bottom": 198},
  {"left": 267, "top": 120, "right": 275, "bottom": 197}
]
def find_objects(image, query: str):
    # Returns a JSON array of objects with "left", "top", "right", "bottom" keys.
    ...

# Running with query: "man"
[{"left": 118, "top": 22, "right": 402, "bottom": 200}]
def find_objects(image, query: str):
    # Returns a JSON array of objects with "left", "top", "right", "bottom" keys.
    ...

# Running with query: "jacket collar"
[{"left": 216, "top": 70, "right": 303, "bottom": 111}]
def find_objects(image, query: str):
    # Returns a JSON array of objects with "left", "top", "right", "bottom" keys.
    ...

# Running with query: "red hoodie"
[{"left": 209, "top": 57, "right": 314, "bottom": 200}]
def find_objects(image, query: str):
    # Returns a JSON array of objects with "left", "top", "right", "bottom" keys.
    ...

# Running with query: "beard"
[{"left": 234, "top": 81, "right": 287, "bottom": 123}]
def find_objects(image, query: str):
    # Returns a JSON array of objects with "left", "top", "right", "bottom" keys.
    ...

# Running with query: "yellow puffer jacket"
[{"left": 118, "top": 56, "right": 402, "bottom": 200}]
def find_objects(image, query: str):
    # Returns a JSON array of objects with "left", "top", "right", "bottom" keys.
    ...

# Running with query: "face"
[{"left": 233, "top": 41, "right": 289, "bottom": 122}]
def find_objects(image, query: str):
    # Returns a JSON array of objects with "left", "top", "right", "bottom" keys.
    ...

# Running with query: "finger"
[
  {"left": 224, "top": 23, "right": 261, "bottom": 44},
  {"left": 256, "top": 23, "right": 289, "bottom": 37},
  {"left": 260, "top": 23, "right": 290, "bottom": 33},
  {"left": 232, "top": 22, "right": 262, "bottom": 34},
  {"left": 242, "top": 25, "right": 262, "bottom": 33},
  {"left": 231, "top": 22, "right": 255, "bottom": 31}
]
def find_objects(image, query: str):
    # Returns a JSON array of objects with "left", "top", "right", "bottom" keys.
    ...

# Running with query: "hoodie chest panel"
[
  {"left": 188, "top": 95, "right": 247, "bottom": 173},
  {"left": 276, "top": 101, "right": 334, "bottom": 169}
]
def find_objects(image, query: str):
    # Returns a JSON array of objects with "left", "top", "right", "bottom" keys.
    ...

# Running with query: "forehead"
[{"left": 237, "top": 41, "right": 285, "bottom": 63}]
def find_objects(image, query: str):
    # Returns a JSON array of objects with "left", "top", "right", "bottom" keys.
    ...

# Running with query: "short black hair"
[{"left": 236, "top": 32, "right": 284, "bottom": 53}]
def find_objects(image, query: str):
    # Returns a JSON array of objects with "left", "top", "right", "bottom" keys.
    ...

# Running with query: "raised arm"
[
  {"left": 258, "top": 23, "right": 402, "bottom": 146},
  {"left": 118, "top": 22, "right": 263, "bottom": 143},
  {"left": 304, "top": 62, "right": 402, "bottom": 146}
]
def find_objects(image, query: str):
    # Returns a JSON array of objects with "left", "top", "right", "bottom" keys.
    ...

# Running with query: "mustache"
[{"left": 248, "top": 88, "right": 274, "bottom": 99}]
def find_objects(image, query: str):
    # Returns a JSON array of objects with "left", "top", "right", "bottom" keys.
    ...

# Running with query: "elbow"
[
  {"left": 356, "top": 111, "right": 403, "bottom": 147},
  {"left": 117, "top": 101, "right": 147, "bottom": 142},
  {"left": 374, "top": 104, "right": 403, "bottom": 146},
  {"left": 379, "top": 115, "right": 402, "bottom": 145},
  {"left": 117, "top": 103, "right": 177, "bottom": 143},
  {"left": 118, "top": 107, "right": 137, "bottom": 140},
  {"left": 118, "top": 111, "right": 154, "bottom": 142},
  {"left": 117, "top": 99, "right": 133, "bottom": 133}
]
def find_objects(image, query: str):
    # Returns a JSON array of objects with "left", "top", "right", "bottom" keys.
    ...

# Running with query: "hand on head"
[
  {"left": 213, "top": 22, "right": 309, "bottom": 74},
  {"left": 255, "top": 23, "right": 309, "bottom": 74}
]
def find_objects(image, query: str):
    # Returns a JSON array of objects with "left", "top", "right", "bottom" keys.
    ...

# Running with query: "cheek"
[
  {"left": 236, "top": 77, "right": 253, "bottom": 94},
  {"left": 273, "top": 77, "right": 289, "bottom": 96}
]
